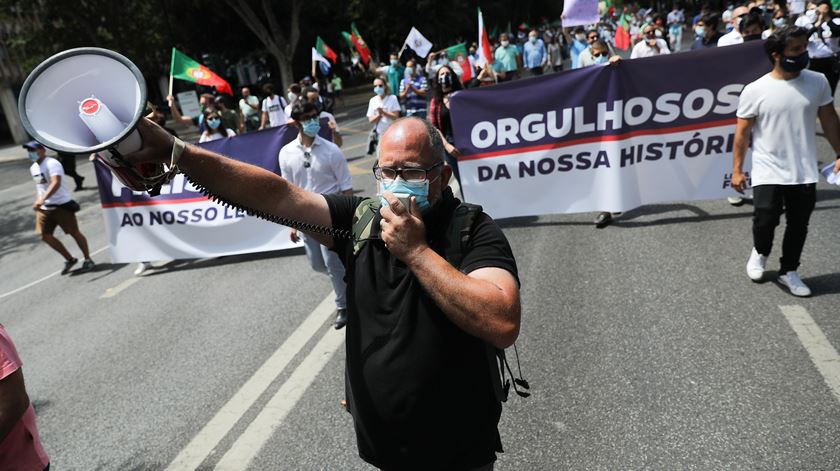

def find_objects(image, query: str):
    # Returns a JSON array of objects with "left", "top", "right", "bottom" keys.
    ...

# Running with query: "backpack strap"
[
  {"left": 352, "top": 198, "right": 380, "bottom": 256},
  {"left": 444, "top": 202, "right": 483, "bottom": 270}
]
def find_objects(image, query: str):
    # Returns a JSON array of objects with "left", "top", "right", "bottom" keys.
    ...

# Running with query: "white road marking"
[
  {"left": 214, "top": 325, "right": 345, "bottom": 470},
  {"left": 99, "top": 277, "right": 142, "bottom": 299},
  {"left": 0, "top": 245, "right": 109, "bottom": 300},
  {"left": 165, "top": 293, "right": 337, "bottom": 471},
  {"left": 780, "top": 305, "right": 840, "bottom": 403}
]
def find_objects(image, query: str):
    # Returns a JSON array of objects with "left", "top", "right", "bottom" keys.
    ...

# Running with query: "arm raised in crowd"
[{"left": 127, "top": 119, "right": 335, "bottom": 246}]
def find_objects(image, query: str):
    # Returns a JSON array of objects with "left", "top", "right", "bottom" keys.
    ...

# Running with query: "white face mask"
[{"left": 500, "top": 40, "right": 510, "bottom": 47}]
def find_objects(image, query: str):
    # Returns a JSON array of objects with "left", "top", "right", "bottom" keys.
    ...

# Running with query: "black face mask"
[
  {"left": 780, "top": 51, "right": 809, "bottom": 72},
  {"left": 438, "top": 74, "right": 452, "bottom": 87},
  {"left": 743, "top": 33, "right": 762, "bottom": 41}
]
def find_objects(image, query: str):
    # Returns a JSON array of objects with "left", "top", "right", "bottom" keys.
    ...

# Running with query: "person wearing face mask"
[
  {"left": 494, "top": 32, "right": 522, "bottom": 80},
  {"left": 763, "top": 7, "right": 788, "bottom": 39},
  {"left": 804, "top": 0, "right": 840, "bottom": 95},
  {"left": 630, "top": 23, "right": 671, "bottom": 58},
  {"left": 385, "top": 52, "right": 405, "bottom": 103},
  {"left": 367, "top": 77, "right": 401, "bottom": 155},
  {"left": 732, "top": 25, "right": 840, "bottom": 296},
  {"left": 199, "top": 108, "right": 236, "bottom": 143},
  {"left": 574, "top": 29, "right": 602, "bottom": 68},
  {"left": 303, "top": 86, "right": 342, "bottom": 147},
  {"left": 718, "top": 5, "right": 750, "bottom": 45},
  {"left": 563, "top": 27, "right": 591, "bottom": 69},
  {"left": 399, "top": 59, "right": 428, "bottom": 118},
  {"left": 522, "top": 29, "right": 548, "bottom": 76},
  {"left": 119, "top": 115, "right": 521, "bottom": 470},
  {"left": 239, "top": 87, "right": 261, "bottom": 133},
  {"left": 691, "top": 13, "right": 724, "bottom": 49},
  {"left": 547, "top": 35, "right": 564, "bottom": 72},
  {"left": 24, "top": 141, "right": 94, "bottom": 274},
  {"left": 278, "top": 100, "right": 353, "bottom": 329},
  {"left": 429, "top": 65, "right": 464, "bottom": 193},
  {"left": 667, "top": 4, "right": 686, "bottom": 52}
]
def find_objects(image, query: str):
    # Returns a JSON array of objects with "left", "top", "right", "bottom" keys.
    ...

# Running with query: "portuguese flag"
[
  {"left": 350, "top": 22, "right": 371, "bottom": 65},
  {"left": 316, "top": 36, "right": 337, "bottom": 63},
  {"left": 615, "top": 13, "right": 632, "bottom": 51},
  {"left": 170, "top": 48, "right": 233, "bottom": 95},
  {"left": 444, "top": 43, "right": 473, "bottom": 82}
]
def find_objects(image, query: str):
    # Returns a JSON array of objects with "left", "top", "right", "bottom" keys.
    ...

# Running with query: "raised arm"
[{"left": 127, "top": 119, "right": 336, "bottom": 246}]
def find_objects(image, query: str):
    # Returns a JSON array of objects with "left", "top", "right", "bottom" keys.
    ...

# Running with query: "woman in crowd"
[
  {"left": 365, "top": 77, "right": 401, "bottom": 155},
  {"left": 428, "top": 64, "right": 464, "bottom": 187},
  {"left": 198, "top": 108, "right": 236, "bottom": 143}
]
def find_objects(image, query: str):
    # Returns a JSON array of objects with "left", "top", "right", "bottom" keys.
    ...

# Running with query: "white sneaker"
[
  {"left": 746, "top": 248, "right": 767, "bottom": 281},
  {"left": 728, "top": 196, "right": 744, "bottom": 206},
  {"left": 134, "top": 262, "right": 151, "bottom": 276},
  {"left": 778, "top": 271, "right": 811, "bottom": 297}
]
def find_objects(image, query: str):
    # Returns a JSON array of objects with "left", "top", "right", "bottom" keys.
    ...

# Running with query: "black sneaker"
[
  {"left": 80, "top": 259, "right": 95, "bottom": 271},
  {"left": 334, "top": 309, "right": 347, "bottom": 330},
  {"left": 62, "top": 258, "right": 78, "bottom": 275},
  {"left": 593, "top": 212, "right": 613, "bottom": 228}
]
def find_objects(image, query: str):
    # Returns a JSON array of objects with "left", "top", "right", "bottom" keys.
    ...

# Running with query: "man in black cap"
[{"left": 24, "top": 140, "right": 95, "bottom": 274}]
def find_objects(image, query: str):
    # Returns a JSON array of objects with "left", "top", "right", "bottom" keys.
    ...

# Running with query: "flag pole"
[{"left": 168, "top": 47, "right": 175, "bottom": 99}]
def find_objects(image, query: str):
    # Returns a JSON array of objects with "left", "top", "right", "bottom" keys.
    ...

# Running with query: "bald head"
[{"left": 379, "top": 117, "right": 444, "bottom": 167}]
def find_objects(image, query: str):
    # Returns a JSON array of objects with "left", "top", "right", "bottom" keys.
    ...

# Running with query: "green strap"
[{"left": 352, "top": 198, "right": 380, "bottom": 255}]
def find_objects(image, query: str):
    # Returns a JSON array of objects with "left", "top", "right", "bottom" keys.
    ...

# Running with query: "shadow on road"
[{"left": 139, "top": 247, "right": 306, "bottom": 277}]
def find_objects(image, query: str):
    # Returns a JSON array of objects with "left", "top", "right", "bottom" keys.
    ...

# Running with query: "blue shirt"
[
  {"left": 523, "top": 39, "right": 547, "bottom": 69},
  {"left": 570, "top": 40, "right": 589, "bottom": 69}
]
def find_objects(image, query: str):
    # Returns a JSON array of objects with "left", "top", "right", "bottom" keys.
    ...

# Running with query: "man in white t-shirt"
[
  {"left": 278, "top": 101, "right": 353, "bottom": 329},
  {"left": 630, "top": 24, "right": 671, "bottom": 59},
  {"left": 732, "top": 26, "right": 840, "bottom": 296},
  {"left": 718, "top": 6, "right": 750, "bottom": 46},
  {"left": 366, "top": 77, "right": 402, "bottom": 155},
  {"left": 24, "top": 141, "right": 95, "bottom": 274},
  {"left": 260, "top": 83, "right": 289, "bottom": 129}
]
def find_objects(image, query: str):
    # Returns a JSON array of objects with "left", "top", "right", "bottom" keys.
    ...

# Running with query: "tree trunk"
[{"left": 0, "top": 85, "right": 28, "bottom": 144}]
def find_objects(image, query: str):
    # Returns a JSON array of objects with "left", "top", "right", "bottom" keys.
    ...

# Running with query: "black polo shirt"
[{"left": 325, "top": 189, "right": 519, "bottom": 470}]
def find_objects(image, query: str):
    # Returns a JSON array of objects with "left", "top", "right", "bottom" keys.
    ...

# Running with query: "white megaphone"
[{"left": 18, "top": 47, "right": 170, "bottom": 194}]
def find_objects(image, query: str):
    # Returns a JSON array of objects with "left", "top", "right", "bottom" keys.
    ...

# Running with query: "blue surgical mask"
[
  {"left": 301, "top": 118, "right": 321, "bottom": 137},
  {"left": 27, "top": 151, "right": 39, "bottom": 162},
  {"left": 695, "top": 26, "right": 705, "bottom": 37},
  {"left": 207, "top": 117, "right": 221, "bottom": 129},
  {"left": 594, "top": 55, "right": 608, "bottom": 64},
  {"left": 405, "top": 67, "right": 414, "bottom": 76},
  {"left": 374, "top": 85, "right": 385, "bottom": 96},
  {"left": 774, "top": 18, "right": 785, "bottom": 27},
  {"left": 390, "top": 59, "right": 398, "bottom": 66},
  {"left": 379, "top": 178, "right": 432, "bottom": 213}
]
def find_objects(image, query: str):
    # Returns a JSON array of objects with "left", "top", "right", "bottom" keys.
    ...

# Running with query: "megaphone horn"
[{"left": 18, "top": 47, "right": 173, "bottom": 195}]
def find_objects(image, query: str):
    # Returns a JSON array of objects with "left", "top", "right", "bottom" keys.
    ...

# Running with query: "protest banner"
[
  {"left": 450, "top": 42, "right": 771, "bottom": 219},
  {"left": 95, "top": 123, "right": 331, "bottom": 263},
  {"left": 561, "top": 0, "right": 600, "bottom": 27}
]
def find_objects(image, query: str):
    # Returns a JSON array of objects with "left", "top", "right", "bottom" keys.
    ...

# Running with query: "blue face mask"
[
  {"left": 301, "top": 118, "right": 321, "bottom": 137},
  {"left": 379, "top": 177, "right": 433, "bottom": 214},
  {"left": 27, "top": 151, "right": 39, "bottom": 162},
  {"left": 695, "top": 26, "right": 705, "bottom": 37},
  {"left": 594, "top": 55, "right": 609, "bottom": 64},
  {"left": 207, "top": 118, "right": 221, "bottom": 130},
  {"left": 374, "top": 85, "right": 385, "bottom": 96},
  {"left": 390, "top": 59, "right": 398, "bottom": 66},
  {"left": 405, "top": 67, "right": 414, "bottom": 76}
]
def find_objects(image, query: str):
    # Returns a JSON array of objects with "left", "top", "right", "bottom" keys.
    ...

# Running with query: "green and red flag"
[
  {"left": 615, "top": 13, "right": 632, "bottom": 50},
  {"left": 341, "top": 31, "right": 355, "bottom": 49},
  {"left": 170, "top": 48, "right": 232, "bottom": 95},
  {"left": 444, "top": 43, "right": 473, "bottom": 82},
  {"left": 350, "top": 22, "right": 371, "bottom": 65},
  {"left": 316, "top": 36, "right": 337, "bottom": 63}
]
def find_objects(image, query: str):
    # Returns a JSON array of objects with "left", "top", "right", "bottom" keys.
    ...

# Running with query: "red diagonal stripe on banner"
[
  {"left": 101, "top": 196, "right": 210, "bottom": 208},
  {"left": 459, "top": 118, "right": 737, "bottom": 162}
]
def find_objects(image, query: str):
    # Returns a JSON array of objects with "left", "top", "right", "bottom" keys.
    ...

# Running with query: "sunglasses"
[{"left": 303, "top": 151, "right": 312, "bottom": 168}]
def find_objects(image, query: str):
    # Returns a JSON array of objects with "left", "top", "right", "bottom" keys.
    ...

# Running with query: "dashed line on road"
[
  {"left": 99, "top": 277, "right": 142, "bottom": 299},
  {"left": 165, "top": 293, "right": 337, "bottom": 471},
  {"left": 214, "top": 321, "right": 345, "bottom": 470},
  {"left": 0, "top": 245, "right": 109, "bottom": 301},
  {"left": 780, "top": 305, "right": 840, "bottom": 404}
]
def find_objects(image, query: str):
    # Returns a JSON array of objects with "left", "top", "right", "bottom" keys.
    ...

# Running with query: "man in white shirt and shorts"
[
  {"left": 25, "top": 141, "right": 95, "bottom": 274},
  {"left": 732, "top": 26, "right": 840, "bottom": 296}
]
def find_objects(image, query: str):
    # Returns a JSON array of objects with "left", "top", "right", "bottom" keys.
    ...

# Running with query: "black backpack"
[{"left": 351, "top": 198, "right": 531, "bottom": 402}]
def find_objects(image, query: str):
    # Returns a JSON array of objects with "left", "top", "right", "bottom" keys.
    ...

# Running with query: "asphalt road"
[{"left": 1, "top": 89, "right": 840, "bottom": 470}]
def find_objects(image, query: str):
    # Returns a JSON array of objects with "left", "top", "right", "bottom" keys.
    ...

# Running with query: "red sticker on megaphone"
[{"left": 80, "top": 98, "right": 100, "bottom": 115}]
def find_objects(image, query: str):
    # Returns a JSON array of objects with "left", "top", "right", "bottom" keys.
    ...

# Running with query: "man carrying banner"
[
  {"left": 124, "top": 116, "right": 521, "bottom": 470},
  {"left": 279, "top": 101, "right": 353, "bottom": 329},
  {"left": 733, "top": 26, "right": 840, "bottom": 296}
]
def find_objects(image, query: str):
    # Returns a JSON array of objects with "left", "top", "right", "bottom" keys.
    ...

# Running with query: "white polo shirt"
[
  {"left": 278, "top": 135, "right": 352, "bottom": 195},
  {"left": 630, "top": 39, "right": 671, "bottom": 58},
  {"left": 717, "top": 30, "right": 742, "bottom": 47}
]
